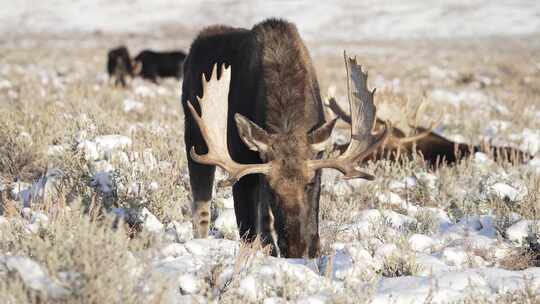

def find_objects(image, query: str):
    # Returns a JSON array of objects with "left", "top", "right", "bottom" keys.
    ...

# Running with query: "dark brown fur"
[
  {"left": 107, "top": 46, "right": 133, "bottom": 87},
  {"left": 255, "top": 22, "right": 320, "bottom": 134},
  {"left": 134, "top": 50, "right": 186, "bottom": 82},
  {"left": 182, "top": 19, "right": 326, "bottom": 258}
]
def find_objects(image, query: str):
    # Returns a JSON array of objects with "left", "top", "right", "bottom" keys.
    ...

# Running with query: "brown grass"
[{"left": 0, "top": 32, "right": 539, "bottom": 302}]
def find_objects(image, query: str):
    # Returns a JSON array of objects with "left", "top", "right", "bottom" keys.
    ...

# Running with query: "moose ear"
[
  {"left": 308, "top": 118, "right": 338, "bottom": 152},
  {"left": 235, "top": 113, "right": 270, "bottom": 152}
]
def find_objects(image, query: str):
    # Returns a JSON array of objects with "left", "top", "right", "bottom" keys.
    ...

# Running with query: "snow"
[
  {"left": 2, "top": 256, "right": 70, "bottom": 299},
  {"left": 219, "top": 195, "right": 235, "bottom": 210},
  {"left": 489, "top": 182, "right": 525, "bottom": 202},
  {"left": 374, "top": 244, "right": 399, "bottom": 260},
  {"left": 484, "top": 120, "right": 511, "bottom": 137},
  {"left": 25, "top": 211, "right": 49, "bottom": 234},
  {"left": 529, "top": 157, "right": 540, "bottom": 174},
  {"left": 388, "top": 176, "right": 417, "bottom": 191},
  {"left": 506, "top": 220, "right": 540, "bottom": 244},
  {"left": 238, "top": 276, "right": 260, "bottom": 301},
  {"left": 414, "top": 254, "right": 450, "bottom": 275},
  {"left": 430, "top": 89, "right": 489, "bottom": 107},
  {"left": 214, "top": 209, "right": 239, "bottom": 240},
  {"left": 509, "top": 128, "right": 540, "bottom": 155},
  {"left": 441, "top": 247, "right": 469, "bottom": 267},
  {"left": 9, "top": 168, "right": 65, "bottom": 207},
  {"left": 91, "top": 171, "right": 113, "bottom": 194},
  {"left": 372, "top": 269, "right": 515, "bottom": 303},
  {"left": 77, "top": 140, "right": 100, "bottom": 161},
  {"left": 264, "top": 297, "right": 287, "bottom": 304},
  {"left": 0, "top": 79, "right": 13, "bottom": 90},
  {"left": 429, "top": 89, "right": 509, "bottom": 114},
  {"left": 2, "top": 1, "right": 540, "bottom": 42},
  {"left": 377, "top": 192, "right": 407, "bottom": 207},
  {"left": 473, "top": 152, "right": 494, "bottom": 167},
  {"left": 178, "top": 273, "right": 200, "bottom": 294},
  {"left": 134, "top": 85, "right": 156, "bottom": 98},
  {"left": 0, "top": 216, "right": 8, "bottom": 227},
  {"left": 415, "top": 172, "right": 438, "bottom": 191},
  {"left": 4, "top": 195, "right": 540, "bottom": 302},
  {"left": 408, "top": 234, "right": 437, "bottom": 253},
  {"left": 123, "top": 98, "right": 144, "bottom": 113},
  {"left": 111, "top": 207, "right": 164, "bottom": 233},
  {"left": 94, "top": 135, "right": 132, "bottom": 156},
  {"left": 140, "top": 207, "right": 164, "bottom": 233},
  {"left": 47, "top": 144, "right": 65, "bottom": 157},
  {"left": 164, "top": 221, "right": 193, "bottom": 243}
]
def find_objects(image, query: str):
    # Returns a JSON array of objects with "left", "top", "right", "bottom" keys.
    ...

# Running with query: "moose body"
[
  {"left": 107, "top": 46, "right": 133, "bottom": 87},
  {"left": 182, "top": 20, "right": 325, "bottom": 258},
  {"left": 134, "top": 50, "right": 187, "bottom": 82},
  {"left": 182, "top": 19, "right": 388, "bottom": 258}
]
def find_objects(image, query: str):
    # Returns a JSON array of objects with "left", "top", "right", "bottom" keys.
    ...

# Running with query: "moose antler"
[
  {"left": 187, "top": 64, "right": 271, "bottom": 186},
  {"left": 325, "top": 84, "right": 440, "bottom": 150},
  {"left": 189, "top": 56, "right": 386, "bottom": 187},
  {"left": 308, "top": 53, "right": 390, "bottom": 179}
]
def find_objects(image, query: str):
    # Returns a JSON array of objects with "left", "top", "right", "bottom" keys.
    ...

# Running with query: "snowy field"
[
  {"left": 3, "top": 0, "right": 540, "bottom": 41},
  {"left": 1, "top": 1, "right": 540, "bottom": 303}
]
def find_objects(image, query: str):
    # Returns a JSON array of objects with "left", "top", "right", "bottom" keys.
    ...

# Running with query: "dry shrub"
[
  {"left": 0, "top": 118, "right": 46, "bottom": 182},
  {"left": 0, "top": 204, "right": 160, "bottom": 303}
]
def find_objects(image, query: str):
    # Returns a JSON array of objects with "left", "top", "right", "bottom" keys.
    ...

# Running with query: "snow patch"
[
  {"left": 506, "top": 220, "right": 540, "bottom": 245},
  {"left": 123, "top": 98, "right": 144, "bottom": 113},
  {"left": 509, "top": 128, "right": 540, "bottom": 155},
  {"left": 2, "top": 256, "right": 70, "bottom": 299},
  {"left": 4, "top": 1, "right": 540, "bottom": 42},
  {"left": 214, "top": 209, "right": 238, "bottom": 240},
  {"left": 94, "top": 135, "right": 132, "bottom": 155},
  {"left": 489, "top": 182, "right": 526, "bottom": 202}
]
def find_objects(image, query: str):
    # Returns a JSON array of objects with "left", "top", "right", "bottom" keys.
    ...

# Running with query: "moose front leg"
[
  {"left": 187, "top": 158, "right": 215, "bottom": 238},
  {"left": 184, "top": 92, "right": 216, "bottom": 239}
]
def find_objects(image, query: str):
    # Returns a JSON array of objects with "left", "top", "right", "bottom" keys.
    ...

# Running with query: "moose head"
[{"left": 186, "top": 54, "right": 389, "bottom": 258}]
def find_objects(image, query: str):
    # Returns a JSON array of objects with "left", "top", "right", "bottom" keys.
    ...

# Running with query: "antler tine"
[
  {"left": 308, "top": 52, "right": 390, "bottom": 179},
  {"left": 400, "top": 99, "right": 443, "bottom": 145},
  {"left": 345, "top": 53, "right": 379, "bottom": 150},
  {"left": 187, "top": 63, "right": 271, "bottom": 186},
  {"left": 325, "top": 75, "right": 442, "bottom": 149},
  {"left": 325, "top": 96, "right": 352, "bottom": 124}
]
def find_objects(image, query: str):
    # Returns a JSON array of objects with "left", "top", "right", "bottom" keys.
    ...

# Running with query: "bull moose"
[
  {"left": 325, "top": 97, "right": 532, "bottom": 166},
  {"left": 181, "top": 19, "right": 389, "bottom": 258}
]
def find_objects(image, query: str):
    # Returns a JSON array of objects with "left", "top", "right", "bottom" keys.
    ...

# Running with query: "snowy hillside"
[{"left": 2, "top": 0, "right": 540, "bottom": 40}]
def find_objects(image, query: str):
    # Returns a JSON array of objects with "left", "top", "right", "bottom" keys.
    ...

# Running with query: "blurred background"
[
  {"left": 2, "top": 1, "right": 539, "bottom": 45},
  {"left": 1, "top": 1, "right": 539, "bottom": 152}
]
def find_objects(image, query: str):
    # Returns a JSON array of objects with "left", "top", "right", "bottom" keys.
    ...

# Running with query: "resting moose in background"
[
  {"left": 325, "top": 98, "right": 532, "bottom": 166},
  {"left": 133, "top": 50, "right": 187, "bottom": 83},
  {"left": 182, "top": 19, "right": 389, "bottom": 258},
  {"left": 107, "top": 46, "right": 133, "bottom": 87}
]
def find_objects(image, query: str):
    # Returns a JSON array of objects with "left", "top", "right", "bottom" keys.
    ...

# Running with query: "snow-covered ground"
[
  {"left": 1, "top": 115, "right": 539, "bottom": 301},
  {"left": 2, "top": 0, "right": 540, "bottom": 41},
  {"left": 2, "top": 158, "right": 540, "bottom": 302},
  {"left": 1, "top": 43, "right": 540, "bottom": 301},
  {"left": 1, "top": 1, "right": 540, "bottom": 303}
]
